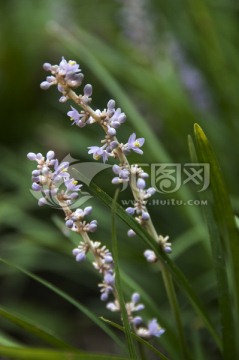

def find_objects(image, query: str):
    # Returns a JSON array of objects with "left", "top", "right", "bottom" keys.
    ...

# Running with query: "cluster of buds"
[
  {"left": 144, "top": 235, "right": 172, "bottom": 264},
  {"left": 27, "top": 150, "right": 81, "bottom": 208},
  {"left": 107, "top": 293, "right": 165, "bottom": 338},
  {"left": 40, "top": 57, "right": 84, "bottom": 102},
  {"left": 65, "top": 206, "right": 97, "bottom": 233},
  {"left": 31, "top": 57, "right": 170, "bottom": 340},
  {"left": 124, "top": 164, "right": 157, "bottom": 236}
]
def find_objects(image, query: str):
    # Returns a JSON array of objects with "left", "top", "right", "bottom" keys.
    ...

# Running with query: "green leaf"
[
  {"left": 111, "top": 190, "right": 138, "bottom": 359},
  {"left": 0, "top": 306, "right": 74, "bottom": 350},
  {"left": 0, "top": 258, "right": 124, "bottom": 350},
  {"left": 194, "top": 123, "right": 239, "bottom": 358},
  {"left": 0, "top": 346, "right": 129, "bottom": 360}
]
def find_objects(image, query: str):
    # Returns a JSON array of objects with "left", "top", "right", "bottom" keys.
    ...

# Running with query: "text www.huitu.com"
[{"left": 121, "top": 199, "right": 208, "bottom": 206}]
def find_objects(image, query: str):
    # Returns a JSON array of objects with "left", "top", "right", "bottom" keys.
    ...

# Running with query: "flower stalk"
[{"left": 27, "top": 57, "right": 190, "bottom": 351}]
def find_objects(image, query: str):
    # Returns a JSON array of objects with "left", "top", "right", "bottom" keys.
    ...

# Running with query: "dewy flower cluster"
[{"left": 28, "top": 57, "right": 170, "bottom": 339}]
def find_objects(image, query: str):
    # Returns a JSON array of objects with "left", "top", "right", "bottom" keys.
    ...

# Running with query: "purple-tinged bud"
[
  {"left": 126, "top": 207, "right": 135, "bottom": 215},
  {"left": 127, "top": 229, "right": 136, "bottom": 237},
  {"left": 110, "top": 121, "right": 120, "bottom": 129},
  {"left": 132, "top": 292, "right": 140, "bottom": 303},
  {"left": 88, "top": 220, "right": 97, "bottom": 232},
  {"left": 40, "top": 81, "right": 52, "bottom": 90},
  {"left": 72, "top": 248, "right": 86, "bottom": 262},
  {"left": 84, "top": 206, "right": 92, "bottom": 216},
  {"left": 43, "top": 62, "right": 52, "bottom": 71},
  {"left": 118, "top": 113, "right": 126, "bottom": 123},
  {"left": 165, "top": 246, "right": 172, "bottom": 254},
  {"left": 46, "top": 76, "right": 56, "bottom": 83},
  {"left": 104, "top": 255, "right": 113, "bottom": 263},
  {"left": 76, "top": 252, "right": 86, "bottom": 262},
  {"left": 72, "top": 248, "right": 80, "bottom": 256},
  {"left": 112, "top": 177, "right": 121, "bottom": 184},
  {"left": 107, "top": 99, "right": 115, "bottom": 109},
  {"left": 147, "top": 187, "right": 156, "bottom": 195},
  {"left": 38, "top": 197, "right": 48, "bottom": 206},
  {"left": 119, "top": 169, "right": 130, "bottom": 179},
  {"left": 104, "top": 272, "right": 115, "bottom": 285},
  {"left": 135, "top": 304, "right": 145, "bottom": 311},
  {"left": 32, "top": 182, "right": 42, "bottom": 191},
  {"left": 144, "top": 250, "right": 157, "bottom": 263},
  {"left": 112, "top": 165, "right": 120, "bottom": 174},
  {"left": 83, "top": 84, "right": 92, "bottom": 96},
  {"left": 132, "top": 316, "right": 143, "bottom": 326},
  {"left": 110, "top": 141, "right": 119, "bottom": 149},
  {"left": 36, "top": 153, "right": 44, "bottom": 161},
  {"left": 106, "top": 302, "right": 119, "bottom": 312},
  {"left": 32, "top": 176, "right": 40, "bottom": 183},
  {"left": 27, "top": 152, "right": 37, "bottom": 161},
  {"left": 70, "top": 192, "right": 79, "bottom": 200},
  {"left": 46, "top": 150, "right": 55, "bottom": 160},
  {"left": 66, "top": 219, "right": 74, "bottom": 228},
  {"left": 32, "top": 170, "right": 40, "bottom": 176},
  {"left": 107, "top": 127, "right": 116, "bottom": 136},
  {"left": 101, "top": 293, "right": 109, "bottom": 301},
  {"left": 140, "top": 172, "right": 149, "bottom": 178},
  {"left": 137, "top": 178, "right": 146, "bottom": 190},
  {"left": 141, "top": 211, "right": 150, "bottom": 221},
  {"left": 59, "top": 96, "right": 68, "bottom": 103}
]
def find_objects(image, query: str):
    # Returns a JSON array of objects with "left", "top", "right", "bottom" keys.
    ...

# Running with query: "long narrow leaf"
[
  {"left": 0, "top": 346, "right": 129, "bottom": 360},
  {"left": 0, "top": 307, "right": 74, "bottom": 350},
  {"left": 0, "top": 258, "right": 124, "bottom": 349},
  {"left": 194, "top": 123, "right": 239, "bottom": 358}
]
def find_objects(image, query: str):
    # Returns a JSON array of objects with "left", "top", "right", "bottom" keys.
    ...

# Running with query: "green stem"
[{"left": 112, "top": 189, "right": 138, "bottom": 360}]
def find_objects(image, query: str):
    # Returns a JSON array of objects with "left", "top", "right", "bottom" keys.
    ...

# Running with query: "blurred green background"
[{"left": 0, "top": 0, "right": 239, "bottom": 358}]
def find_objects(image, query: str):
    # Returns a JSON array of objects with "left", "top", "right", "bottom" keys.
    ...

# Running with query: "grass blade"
[
  {"left": 0, "top": 346, "right": 129, "bottom": 360},
  {"left": 0, "top": 306, "right": 74, "bottom": 350},
  {"left": 0, "top": 258, "right": 124, "bottom": 350},
  {"left": 194, "top": 123, "right": 239, "bottom": 358}
]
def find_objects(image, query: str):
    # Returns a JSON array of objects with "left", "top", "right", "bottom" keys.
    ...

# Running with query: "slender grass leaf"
[
  {"left": 0, "top": 258, "right": 124, "bottom": 350},
  {"left": 159, "top": 267, "right": 191, "bottom": 360},
  {"left": 0, "top": 346, "right": 129, "bottom": 360},
  {"left": 0, "top": 306, "right": 74, "bottom": 350},
  {"left": 194, "top": 123, "right": 239, "bottom": 358},
  {"left": 0, "top": 331, "right": 22, "bottom": 347}
]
